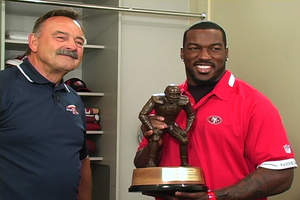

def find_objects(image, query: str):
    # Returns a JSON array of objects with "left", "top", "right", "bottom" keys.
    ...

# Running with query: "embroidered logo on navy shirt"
[
  {"left": 207, "top": 115, "right": 223, "bottom": 125},
  {"left": 66, "top": 105, "right": 79, "bottom": 115}
]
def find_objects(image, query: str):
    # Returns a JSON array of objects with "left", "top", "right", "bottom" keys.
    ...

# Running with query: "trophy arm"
[
  {"left": 184, "top": 101, "right": 195, "bottom": 133},
  {"left": 139, "top": 97, "right": 156, "bottom": 131}
]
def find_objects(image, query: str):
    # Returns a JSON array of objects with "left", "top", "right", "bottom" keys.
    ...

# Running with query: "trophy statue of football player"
[{"left": 139, "top": 84, "right": 195, "bottom": 167}]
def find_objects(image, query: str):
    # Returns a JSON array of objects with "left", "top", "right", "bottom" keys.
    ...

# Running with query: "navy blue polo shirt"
[{"left": 0, "top": 59, "right": 88, "bottom": 200}]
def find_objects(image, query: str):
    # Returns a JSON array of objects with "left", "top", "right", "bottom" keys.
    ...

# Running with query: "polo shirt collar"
[
  {"left": 17, "top": 58, "right": 70, "bottom": 92},
  {"left": 180, "top": 70, "right": 236, "bottom": 101},
  {"left": 212, "top": 70, "right": 236, "bottom": 100}
]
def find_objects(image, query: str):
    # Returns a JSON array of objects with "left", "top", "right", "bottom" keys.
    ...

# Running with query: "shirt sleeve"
[
  {"left": 79, "top": 100, "right": 89, "bottom": 160},
  {"left": 79, "top": 131, "right": 88, "bottom": 160},
  {"left": 245, "top": 97, "right": 297, "bottom": 169}
]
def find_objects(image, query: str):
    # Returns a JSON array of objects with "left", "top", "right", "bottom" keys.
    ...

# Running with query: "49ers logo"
[
  {"left": 207, "top": 115, "right": 223, "bottom": 125},
  {"left": 66, "top": 105, "right": 79, "bottom": 115}
]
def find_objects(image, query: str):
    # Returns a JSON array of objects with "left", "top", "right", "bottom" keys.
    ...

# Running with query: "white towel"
[{"left": 6, "top": 31, "right": 29, "bottom": 41}]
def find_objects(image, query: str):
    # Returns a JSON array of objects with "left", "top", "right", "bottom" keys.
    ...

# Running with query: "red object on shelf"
[
  {"left": 86, "top": 122, "right": 101, "bottom": 131},
  {"left": 86, "top": 139, "right": 96, "bottom": 154}
]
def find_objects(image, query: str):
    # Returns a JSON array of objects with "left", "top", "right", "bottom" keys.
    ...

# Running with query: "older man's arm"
[{"left": 78, "top": 157, "right": 92, "bottom": 200}]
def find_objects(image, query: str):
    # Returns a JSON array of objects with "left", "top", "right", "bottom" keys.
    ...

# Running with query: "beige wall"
[
  {"left": 210, "top": 1, "right": 300, "bottom": 199},
  {"left": 189, "top": 0, "right": 209, "bottom": 24}
]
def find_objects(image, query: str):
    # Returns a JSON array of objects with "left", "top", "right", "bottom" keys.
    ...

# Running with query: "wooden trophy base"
[{"left": 129, "top": 167, "right": 207, "bottom": 196}]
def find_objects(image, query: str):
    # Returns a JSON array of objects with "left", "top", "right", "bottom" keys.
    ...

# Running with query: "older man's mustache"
[{"left": 56, "top": 49, "right": 78, "bottom": 59}]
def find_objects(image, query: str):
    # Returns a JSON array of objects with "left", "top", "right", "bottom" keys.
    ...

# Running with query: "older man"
[{"left": 0, "top": 9, "right": 91, "bottom": 200}]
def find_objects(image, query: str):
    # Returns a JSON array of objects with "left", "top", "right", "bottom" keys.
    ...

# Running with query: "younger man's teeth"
[{"left": 196, "top": 65, "right": 210, "bottom": 69}]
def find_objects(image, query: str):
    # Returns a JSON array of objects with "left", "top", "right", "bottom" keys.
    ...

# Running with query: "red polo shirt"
[{"left": 138, "top": 71, "right": 297, "bottom": 197}]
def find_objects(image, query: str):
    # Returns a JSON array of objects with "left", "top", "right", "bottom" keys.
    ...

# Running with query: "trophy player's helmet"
[{"left": 164, "top": 84, "right": 181, "bottom": 101}]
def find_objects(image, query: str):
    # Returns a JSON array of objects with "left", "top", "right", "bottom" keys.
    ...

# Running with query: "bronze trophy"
[{"left": 129, "top": 84, "right": 207, "bottom": 196}]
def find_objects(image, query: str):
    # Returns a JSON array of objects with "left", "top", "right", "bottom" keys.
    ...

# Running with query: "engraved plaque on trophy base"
[{"left": 129, "top": 167, "right": 207, "bottom": 196}]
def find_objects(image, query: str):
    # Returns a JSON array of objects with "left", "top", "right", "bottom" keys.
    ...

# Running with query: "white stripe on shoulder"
[
  {"left": 64, "top": 83, "right": 71, "bottom": 93},
  {"left": 6, "top": 59, "right": 23, "bottom": 66},
  {"left": 228, "top": 73, "right": 235, "bottom": 87},
  {"left": 16, "top": 62, "right": 34, "bottom": 83},
  {"left": 258, "top": 158, "right": 298, "bottom": 170}
]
